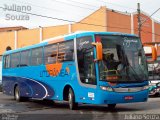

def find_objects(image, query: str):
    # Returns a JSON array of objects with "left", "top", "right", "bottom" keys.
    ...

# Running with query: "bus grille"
[{"left": 113, "top": 87, "right": 144, "bottom": 92}]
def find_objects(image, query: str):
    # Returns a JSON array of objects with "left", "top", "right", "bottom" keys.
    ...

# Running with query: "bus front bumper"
[{"left": 96, "top": 89, "right": 149, "bottom": 104}]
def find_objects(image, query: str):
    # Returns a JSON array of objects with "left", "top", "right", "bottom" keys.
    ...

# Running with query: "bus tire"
[
  {"left": 14, "top": 86, "right": 22, "bottom": 102},
  {"left": 68, "top": 88, "right": 78, "bottom": 110},
  {"left": 108, "top": 104, "right": 116, "bottom": 109}
]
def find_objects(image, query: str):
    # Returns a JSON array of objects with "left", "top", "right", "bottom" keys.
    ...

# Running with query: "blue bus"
[{"left": 2, "top": 31, "right": 155, "bottom": 110}]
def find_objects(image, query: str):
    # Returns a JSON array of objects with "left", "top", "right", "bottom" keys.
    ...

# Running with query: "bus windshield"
[{"left": 98, "top": 35, "right": 148, "bottom": 83}]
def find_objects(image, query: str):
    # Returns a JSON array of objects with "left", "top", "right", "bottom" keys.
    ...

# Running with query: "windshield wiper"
[
  {"left": 127, "top": 61, "right": 142, "bottom": 81},
  {"left": 136, "top": 48, "right": 148, "bottom": 79}
]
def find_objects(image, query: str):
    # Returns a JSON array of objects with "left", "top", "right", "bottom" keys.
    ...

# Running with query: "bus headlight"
[
  {"left": 100, "top": 86, "right": 113, "bottom": 91},
  {"left": 142, "top": 85, "right": 149, "bottom": 90}
]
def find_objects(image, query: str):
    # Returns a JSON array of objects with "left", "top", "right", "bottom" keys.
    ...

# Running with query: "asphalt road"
[{"left": 0, "top": 92, "right": 160, "bottom": 120}]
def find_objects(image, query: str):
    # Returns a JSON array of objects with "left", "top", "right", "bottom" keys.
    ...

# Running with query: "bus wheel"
[
  {"left": 14, "top": 86, "right": 22, "bottom": 102},
  {"left": 108, "top": 104, "right": 116, "bottom": 109},
  {"left": 68, "top": 88, "right": 78, "bottom": 110}
]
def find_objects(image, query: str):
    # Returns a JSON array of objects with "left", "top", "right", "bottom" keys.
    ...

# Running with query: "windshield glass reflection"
[{"left": 98, "top": 35, "right": 148, "bottom": 83}]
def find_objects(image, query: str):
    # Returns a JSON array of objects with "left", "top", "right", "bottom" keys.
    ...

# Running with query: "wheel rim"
[
  {"left": 15, "top": 88, "right": 19, "bottom": 100},
  {"left": 68, "top": 92, "right": 72, "bottom": 108}
]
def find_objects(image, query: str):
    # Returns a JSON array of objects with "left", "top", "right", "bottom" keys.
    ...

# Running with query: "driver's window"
[
  {"left": 103, "top": 48, "right": 119, "bottom": 70},
  {"left": 76, "top": 36, "right": 96, "bottom": 85}
]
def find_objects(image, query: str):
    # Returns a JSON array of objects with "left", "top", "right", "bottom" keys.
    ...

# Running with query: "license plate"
[{"left": 124, "top": 96, "right": 133, "bottom": 100}]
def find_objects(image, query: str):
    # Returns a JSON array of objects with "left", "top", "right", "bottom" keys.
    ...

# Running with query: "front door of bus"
[{"left": 76, "top": 36, "right": 97, "bottom": 103}]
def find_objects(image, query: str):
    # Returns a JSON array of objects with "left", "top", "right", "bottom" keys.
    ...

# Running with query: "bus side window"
[
  {"left": 58, "top": 40, "right": 74, "bottom": 62},
  {"left": 11, "top": 52, "right": 20, "bottom": 68},
  {"left": 20, "top": 50, "right": 30, "bottom": 67},
  {"left": 31, "top": 47, "right": 43, "bottom": 66},
  {"left": 4, "top": 55, "right": 10, "bottom": 69},
  {"left": 44, "top": 44, "right": 57, "bottom": 64}
]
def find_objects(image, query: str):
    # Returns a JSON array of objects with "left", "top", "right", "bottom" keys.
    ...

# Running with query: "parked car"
[{"left": 149, "top": 82, "right": 160, "bottom": 97}]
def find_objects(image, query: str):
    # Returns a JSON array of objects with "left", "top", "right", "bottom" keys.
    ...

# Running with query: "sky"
[{"left": 0, "top": 0, "right": 160, "bottom": 28}]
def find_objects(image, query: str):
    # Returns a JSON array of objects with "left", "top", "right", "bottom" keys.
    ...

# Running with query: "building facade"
[{"left": 0, "top": 6, "right": 160, "bottom": 56}]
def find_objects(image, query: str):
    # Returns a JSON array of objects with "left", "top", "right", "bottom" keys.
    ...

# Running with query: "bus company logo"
[
  {"left": 40, "top": 68, "right": 70, "bottom": 78},
  {"left": 3, "top": 4, "right": 31, "bottom": 21},
  {"left": 79, "top": 41, "right": 89, "bottom": 49}
]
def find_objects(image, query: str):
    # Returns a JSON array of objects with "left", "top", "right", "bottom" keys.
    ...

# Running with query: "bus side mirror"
[
  {"left": 143, "top": 45, "right": 157, "bottom": 63},
  {"left": 92, "top": 42, "right": 103, "bottom": 61}
]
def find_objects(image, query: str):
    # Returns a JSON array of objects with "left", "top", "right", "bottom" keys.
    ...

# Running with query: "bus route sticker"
[{"left": 123, "top": 37, "right": 138, "bottom": 47}]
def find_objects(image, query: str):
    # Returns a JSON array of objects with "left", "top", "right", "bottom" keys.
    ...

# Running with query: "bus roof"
[
  {"left": 3, "top": 31, "right": 138, "bottom": 55},
  {"left": 42, "top": 31, "right": 138, "bottom": 42}
]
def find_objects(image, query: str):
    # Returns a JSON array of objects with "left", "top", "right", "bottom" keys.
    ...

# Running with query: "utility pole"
[{"left": 137, "top": 3, "right": 141, "bottom": 39}]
